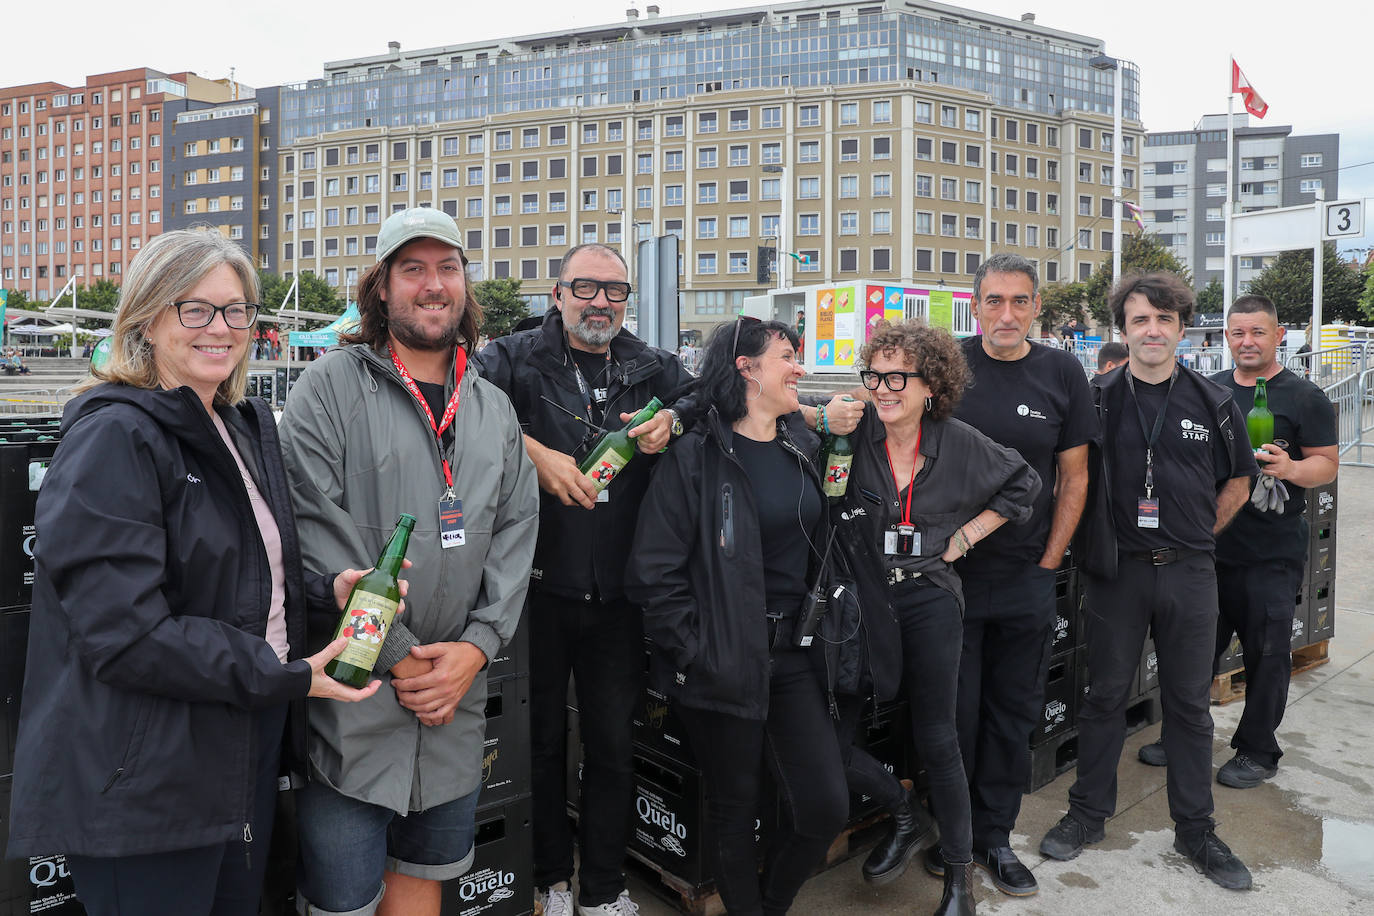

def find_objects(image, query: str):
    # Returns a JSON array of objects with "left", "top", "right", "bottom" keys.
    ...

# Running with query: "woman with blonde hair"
[{"left": 7, "top": 228, "right": 390, "bottom": 916}]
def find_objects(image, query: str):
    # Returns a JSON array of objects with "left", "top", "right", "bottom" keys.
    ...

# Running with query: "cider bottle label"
[
  {"left": 823, "top": 454, "right": 853, "bottom": 497},
  {"left": 585, "top": 449, "right": 630, "bottom": 493},
  {"left": 332, "top": 594, "right": 400, "bottom": 670}
]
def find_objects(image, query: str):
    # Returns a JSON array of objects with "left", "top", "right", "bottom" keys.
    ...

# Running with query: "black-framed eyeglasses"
[
  {"left": 558, "top": 278, "right": 632, "bottom": 303},
  {"left": 731, "top": 314, "right": 762, "bottom": 357},
  {"left": 171, "top": 300, "right": 260, "bottom": 329},
  {"left": 860, "top": 369, "right": 923, "bottom": 391}
]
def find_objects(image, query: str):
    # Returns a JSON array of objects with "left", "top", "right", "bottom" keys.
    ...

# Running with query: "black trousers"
[
  {"left": 835, "top": 694, "right": 906, "bottom": 814},
  {"left": 676, "top": 647, "right": 848, "bottom": 916},
  {"left": 1072, "top": 554, "right": 1218, "bottom": 838},
  {"left": 1215, "top": 560, "right": 1304, "bottom": 768},
  {"left": 528, "top": 589, "right": 644, "bottom": 906},
  {"left": 956, "top": 563, "right": 1058, "bottom": 850},
  {"left": 68, "top": 703, "right": 288, "bottom": 916},
  {"left": 892, "top": 578, "right": 973, "bottom": 864}
]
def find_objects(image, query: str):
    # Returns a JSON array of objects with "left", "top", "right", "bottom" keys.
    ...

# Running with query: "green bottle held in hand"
[
  {"left": 1247, "top": 376, "right": 1274, "bottom": 450},
  {"left": 326, "top": 513, "right": 415, "bottom": 688},
  {"left": 823, "top": 433, "right": 854, "bottom": 499},
  {"left": 578, "top": 397, "right": 664, "bottom": 495}
]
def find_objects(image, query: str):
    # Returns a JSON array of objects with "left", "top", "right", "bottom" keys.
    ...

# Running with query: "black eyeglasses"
[
  {"left": 860, "top": 369, "right": 923, "bottom": 391},
  {"left": 171, "top": 300, "right": 260, "bottom": 329},
  {"left": 558, "top": 278, "right": 632, "bottom": 303},
  {"left": 730, "top": 314, "right": 762, "bottom": 357}
]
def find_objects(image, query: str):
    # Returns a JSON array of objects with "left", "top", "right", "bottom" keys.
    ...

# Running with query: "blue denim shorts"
[{"left": 296, "top": 782, "right": 480, "bottom": 915}]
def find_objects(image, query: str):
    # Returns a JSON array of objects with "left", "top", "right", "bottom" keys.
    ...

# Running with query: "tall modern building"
[
  {"left": 1143, "top": 114, "right": 1338, "bottom": 293},
  {"left": 0, "top": 70, "right": 237, "bottom": 300},
  {"left": 164, "top": 86, "right": 281, "bottom": 273},
  {"left": 275, "top": 0, "right": 1144, "bottom": 335}
]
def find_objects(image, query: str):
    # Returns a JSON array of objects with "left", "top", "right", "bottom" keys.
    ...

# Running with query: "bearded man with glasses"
[{"left": 474, "top": 243, "right": 699, "bottom": 916}]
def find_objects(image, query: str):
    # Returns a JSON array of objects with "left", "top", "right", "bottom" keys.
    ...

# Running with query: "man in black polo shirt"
[
  {"left": 1137, "top": 295, "right": 1337, "bottom": 784},
  {"left": 1040, "top": 272, "right": 1258, "bottom": 890},
  {"left": 928, "top": 253, "right": 1095, "bottom": 897}
]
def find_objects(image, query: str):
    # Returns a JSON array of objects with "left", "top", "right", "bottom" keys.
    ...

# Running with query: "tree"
[
  {"left": 1081, "top": 232, "right": 1191, "bottom": 325},
  {"left": 1246, "top": 243, "right": 1366, "bottom": 327},
  {"left": 257, "top": 270, "right": 345, "bottom": 316},
  {"left": 2, "top": 288, "right": 35, "bottom": 311},
  {"left": 1359, "top": 266, "right": 1374, "bottom": 325},
  {"left": 473, "top": 277, "right": 530, "bottom": 339},
  {"left": 1196, "top": 277, "right": 1224, "bottom": 316},
  {"left": 1037, "top": 282, "right": 1087, "bottom": 336}
]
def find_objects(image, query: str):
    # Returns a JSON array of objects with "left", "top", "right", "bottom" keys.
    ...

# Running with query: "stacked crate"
[
  {"left": 1, "top": 418, "right": 86, "bottom": 916},
  {"left": 441, "top": 613, "right": 534, "bottom": 916}
]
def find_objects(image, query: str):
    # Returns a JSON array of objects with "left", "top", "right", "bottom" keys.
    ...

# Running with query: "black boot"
[
  {"left": 933, "top": 861, "right": 976, "bottom": 916},
  {"left": 862, "top": 787, "right": 939, "bottom": 885}
]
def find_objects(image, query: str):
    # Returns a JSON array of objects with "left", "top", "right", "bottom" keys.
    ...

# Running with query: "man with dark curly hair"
[{"left": 1040, "top": 272, "right": 1258, "bottom": 892}]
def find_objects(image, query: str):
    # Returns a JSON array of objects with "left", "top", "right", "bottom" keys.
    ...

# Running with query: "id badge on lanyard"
[
  {"left": 1127, "top": 370, "right": 1176, "bottom": 530},
  {"left": 392, "top": 348, "right": 468, "bottom": 547}
]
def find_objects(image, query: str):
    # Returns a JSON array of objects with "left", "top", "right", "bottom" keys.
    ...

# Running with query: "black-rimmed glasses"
[
  {"left": 558, "top": 278, "right": 632, "bottom": 303},
  {"left": 172, "top": 300, "right": 260, "bottom": 329},
  {"left": 860, "top": 369, "right": 923, "bottom": 392},
  {"left": 730, "top": 314, "right": 762, "bottom": 357}
]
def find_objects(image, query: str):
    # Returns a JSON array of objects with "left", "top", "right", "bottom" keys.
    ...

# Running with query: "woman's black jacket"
[
  {"left": 7, "top": 384, "right": 335, "bottom": 859},
  {"left": 626, "top": 408, "right": 829, "bottom": 721}
]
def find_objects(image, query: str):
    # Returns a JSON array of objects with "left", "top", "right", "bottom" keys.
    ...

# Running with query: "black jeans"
[
  {"left": 528, "top": 589, "right": 644, "bottom": 906},
  {"left": 68, "top": 704, "right": 288, "bottom": 916},
  {"left": 956, "top": 564, "right": 1057, "bottom": 850},
  {"left": 835, "top": 694, "right": 906, "bottom": 814},
  {"left": 676, "top": 647, "right": 848, "bottom": 916},
  {"left": 1215, "top": 560, "right": 1304, "bottom": 768},
  {"left": 892, "top": 578, "right": 973, "bottom": 865},
  {"left": 1072, "top": 554, "right": 1218, "bottom": 838}
]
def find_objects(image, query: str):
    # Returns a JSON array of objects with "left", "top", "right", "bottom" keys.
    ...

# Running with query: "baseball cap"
[{"left": 376, "top": 207, "right": 464, "bottom": 263}]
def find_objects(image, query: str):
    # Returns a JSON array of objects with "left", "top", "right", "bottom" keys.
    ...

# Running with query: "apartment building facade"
[
  {"left": 275, "top": 0, "right": 1143, "bottom": 335},
  {"left": 164, "top": 86, "right": 281, "bottom": 273},
  {"left": 1143, "top": 114, "right": 1339, "bottom": 292},
  {"left": 0, "top": 69, "right": 235, "bottom": 300}
]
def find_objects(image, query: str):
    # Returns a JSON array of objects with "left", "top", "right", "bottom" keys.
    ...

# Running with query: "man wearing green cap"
[{"left": 280, "top": 207, "right": 539, "bottom": 916}]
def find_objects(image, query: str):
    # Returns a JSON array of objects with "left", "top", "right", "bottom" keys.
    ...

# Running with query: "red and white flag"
[{"left": 1231, "top": 59, "right": 1268, "bottom": 119}]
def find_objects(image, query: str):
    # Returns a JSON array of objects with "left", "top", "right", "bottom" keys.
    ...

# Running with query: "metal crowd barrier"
[{"left": 0, "top": 390, "right": 64, "bottom": 416}]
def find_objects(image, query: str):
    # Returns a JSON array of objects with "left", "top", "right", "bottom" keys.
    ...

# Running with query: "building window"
[
  {"left": 762, "top": 106, "right": 782, "bottom": 129},
  {"left": 799, "top": 140, "right": 820, "bottom": 163},
  {"left": 799, "top": 105, "right": 820, "bottom": 127},
  {"left": 728, "top": 251, "right": 749, "bottom": 274},
  {"left": 697, "top": 252, "right": 717, "bottom": 274},
  {"left": 839, "top": 249, "right": 858, "bottom": 272},
  {"left": 872, "top": 174, "right": 892, "bottom": 197},
  {"left": 698, "top": 182, "right": 717, "bottom": 204},
  {"left": 1300, "top": 153, "right": 1323, "bottom": 168},
  {"left": 840, "top": 211, "right": 858, "bottom": 236},
  {"left": 1300, "top": 178, "right": 1324, "bottom": 193},
  {"left": 840, "top": 102, "right": 859, "bottom": 126},
  {"left": 798, "top": 177, "right": 820, "bottom": 199},
  {"left": 873, "top": 100, "right": 892, "bottom": 124},
  {"left": 872, "top": 137, "right": 891, "bottom": 160},
  {"left": 872, "top": 248, "right": 891, "bottom": 272},
  {"left": 798, "top": 213, "right": 820, "bottom": 236}
]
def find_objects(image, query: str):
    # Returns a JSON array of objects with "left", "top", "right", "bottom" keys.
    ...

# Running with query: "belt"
[
  {"left": 886, "top": 567, "right": 922, "bottom": 585},
  {"left": 1123, "top": 547, "right": 1205, "bottom": 566}
]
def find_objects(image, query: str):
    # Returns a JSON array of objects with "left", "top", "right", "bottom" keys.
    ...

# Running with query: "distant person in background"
[{"left": 1095, "top": 342, "right": 1128, "bottom": 375}]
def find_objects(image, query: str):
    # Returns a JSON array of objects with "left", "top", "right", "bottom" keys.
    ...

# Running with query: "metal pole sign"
[{"left": 1323, "top": 200, "right": 1365, "bottom": 240}]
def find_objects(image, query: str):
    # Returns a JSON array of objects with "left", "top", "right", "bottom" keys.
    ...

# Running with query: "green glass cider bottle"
[
  {"left": 1246, "top": 376, "right": 1274, "bottom": 450},
  {"left": 577, "top": 397, "right": 663, "bottom": 495},
  {"left": 822, "top": 433, "right": 854, "bottom": 499},
  {"left": 325, "top": 513, "right": 416, "bottom": 688}
]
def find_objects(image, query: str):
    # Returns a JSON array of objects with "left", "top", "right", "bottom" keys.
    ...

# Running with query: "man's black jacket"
[{"left": 474, "top": 309, "right": 697, "bottom": 601}]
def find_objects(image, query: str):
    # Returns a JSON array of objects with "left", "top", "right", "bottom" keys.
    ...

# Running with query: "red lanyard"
[
  {"left": 884, "top": 424, "right": 923, "bottom": 527},
  {"left": 390, "top": 347, "right": 467, "bottom": 490}
]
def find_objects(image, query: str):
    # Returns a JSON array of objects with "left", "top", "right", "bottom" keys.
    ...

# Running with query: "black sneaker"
[
  {"left": 973, "top": 846, "right": 1038, "bottom": 896},
  {"left": 1038, "top": 814, "right": 1104, "bottom": 861},
  {"left": 1217, "top": 753, "right": 1278, "bottom": 789},
  {"left": 1137, "top": 738, "right": 1167, "bottom": 767},
  {"left": 1174, "top": 830, "right": 1253, "bottom": 890}
]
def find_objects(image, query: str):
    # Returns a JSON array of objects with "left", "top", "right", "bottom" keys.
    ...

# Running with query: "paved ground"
[{"left": 625, "top": 465, "right": 1374, "bottom": 914}]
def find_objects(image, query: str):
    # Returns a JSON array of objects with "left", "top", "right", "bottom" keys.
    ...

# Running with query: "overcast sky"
[{"left": 6, "top": 0, "right": 1372, "bottom": 251}]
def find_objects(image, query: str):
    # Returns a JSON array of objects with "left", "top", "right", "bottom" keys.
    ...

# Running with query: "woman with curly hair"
[{"left": 824, "top": 320, "right": 1039, "bottom": 916}]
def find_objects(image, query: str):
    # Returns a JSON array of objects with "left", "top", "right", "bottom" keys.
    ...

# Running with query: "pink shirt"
[{"left": 212, "top": 413, "right": 290, "bottom": 663}]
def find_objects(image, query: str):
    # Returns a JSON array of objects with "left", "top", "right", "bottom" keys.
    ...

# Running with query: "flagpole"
[{"left": 1223, "top": 57, "right": 1236, "bottom": 371}]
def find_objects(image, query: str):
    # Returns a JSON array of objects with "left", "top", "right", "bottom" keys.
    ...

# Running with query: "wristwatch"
[{"left": 664, "top": 408, "right": 684, "bottom": 438}]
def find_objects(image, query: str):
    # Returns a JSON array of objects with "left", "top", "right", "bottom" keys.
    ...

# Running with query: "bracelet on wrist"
[{"left": 818, "top": 405, "right": 829, "bottom": 435}]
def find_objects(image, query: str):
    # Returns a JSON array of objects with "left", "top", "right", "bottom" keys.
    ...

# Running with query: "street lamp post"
[
  {"left": 762, "top": 164, "right": 788, "bottom": 292},
  {"left": 1089, "top": 54, "right": 1124, "bottom": 297}
]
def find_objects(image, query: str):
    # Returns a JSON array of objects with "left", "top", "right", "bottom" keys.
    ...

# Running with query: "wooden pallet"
[{"left": 1211, "top": 639, "right": 1331, "bottom": 705}]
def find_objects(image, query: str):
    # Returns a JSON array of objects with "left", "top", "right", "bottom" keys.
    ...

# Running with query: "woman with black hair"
[{"left": 627, "top": 317, "right": 849, "bottom": 915}]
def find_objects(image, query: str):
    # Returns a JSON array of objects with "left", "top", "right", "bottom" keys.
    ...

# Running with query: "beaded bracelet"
[{"left": 818, "top": 405, "right": 830, "bottom": 436}]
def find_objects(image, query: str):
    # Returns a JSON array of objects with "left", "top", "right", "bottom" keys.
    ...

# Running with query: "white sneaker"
[
  {"left": 536, "top": 881, "right": 575, "bottom": 916},
  {"left": 577, "top": 890, "right": 641, "bottom": 916}
]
